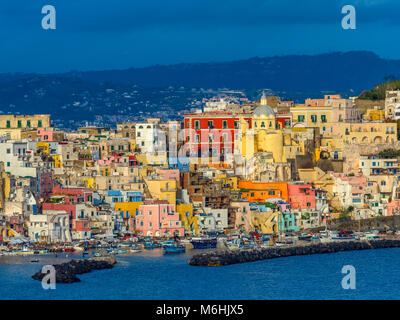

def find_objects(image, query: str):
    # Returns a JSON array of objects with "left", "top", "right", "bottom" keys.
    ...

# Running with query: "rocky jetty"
[
  {"left": 189, "top": 239, "right": 400, "bottom": 266},
  {"left": 32, "top": 256, "right": 117, "bottom": 283}
]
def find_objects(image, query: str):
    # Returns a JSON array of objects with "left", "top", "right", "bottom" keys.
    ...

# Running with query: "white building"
[
  {"left": 198, "top": 208, "right": 228, "bottom": 233},
  {"left": 135, "top": 123, "right": 157, "bottom": 153},
  {"left": 0, "top": 141, "right": 37, "bottom": 177},
  {"left": 385, "top": 90, "right": 400, "bottom": 120},
  {"left": 29, "top": 211, "right": 71, "bottom": 243}
]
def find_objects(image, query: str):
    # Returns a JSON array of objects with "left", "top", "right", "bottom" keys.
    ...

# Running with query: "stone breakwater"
[
  {"left": 32, "top": 256, "right": 117, "bottom": 283},
  {"left": 189, "top": 239, "right": 400, "bottom": 266}
]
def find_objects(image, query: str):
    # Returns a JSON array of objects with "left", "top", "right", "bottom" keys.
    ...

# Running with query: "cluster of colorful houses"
[{"left": 1, "top": 90, "right": 400, "bottom": 243}]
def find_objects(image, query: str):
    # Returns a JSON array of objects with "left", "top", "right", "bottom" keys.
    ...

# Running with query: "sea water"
[{"left": 1, "top": 247, "right": 400, "bottom": 300}]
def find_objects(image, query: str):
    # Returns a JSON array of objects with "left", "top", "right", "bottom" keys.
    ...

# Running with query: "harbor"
[
  {"left": 0, "top": 243, "right": 400, "bottom": 300},
  {"left": 189, "top": 238, "right": 400, "bottom": 266}
]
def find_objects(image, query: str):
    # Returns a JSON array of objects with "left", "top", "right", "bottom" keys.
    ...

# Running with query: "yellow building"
[
  {"left": 214, "top": 175, "right": 238, "bottom": 190},
  {"left": 0, "top": 114, "right": 50, "bottom": 129},
  {"left": 290, "top": 105, "right": 333, "bottom": 135},
  {"left": 176, "top": 203, "right": 198, "bottom": 236},
  {"left": 145, "top": 179, "right": 177, "bottom": 205},
  {"left": 82, "top": 177, "right": 95, "bottom": 189},
  {"left": 78, "top": 126, "right": 108, "bottom": 135},
  {"left": 250, "top": 211, "right": 279, "bottom": 234},
  {"left": 99, "top": 167, "right": 110, "bottom": 177},
  {"left": 239, "top": 103, "right": 285, "bottom": 163},
  {"left": 135, "top": 153, "right": 167, "bottom": 166},
  {"left": 115, "top": 201, "right": 143, "bottom": 219},
  {"left": 333, "top": 123, "right": 397, "bottom": 145},
  {"left": 37, "top": 141, "right": 50, "bottom": 155},
  {"left": 364, "top": 108, "right": 385, "bottom": 122},
  {"left": 0, "top": 171, "right": 11, "bottom": 211},
  {"left": 51, "top": 155, "right": 62, "bottom": 168}
]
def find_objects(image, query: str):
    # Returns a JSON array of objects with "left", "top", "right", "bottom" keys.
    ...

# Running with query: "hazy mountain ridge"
[
  {"left": 60, "top": 51, "right": 400, "bottom": 92},
  {"left": 0, "top": 51, "right": 399, "bottom": 127}
]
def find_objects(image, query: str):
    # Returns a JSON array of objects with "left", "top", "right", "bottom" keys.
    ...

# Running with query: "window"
[
  {"left": 195, "top": 120, "right": 200, "bottom": 130},
  {"left": 6, "top": 120, "right": 10, "bottom": 128},
  {"left": 6, "top": 148, "right": 10, "bottom": 154},
  {"left": 297, "top": 115, "right": 305, "bottom": 122},
  {"left": 321, "top": 115, "right": 327, "bottom": 123},
  {"left": 38, "top": 120, "right": 42, "bottom": 128},
  {"left": 222, "top": 120, "right": 227, "bottom": 129},
  {"left": 311, "top": 115, "right": 317, "bottom": 123},
  {"left": 17, "top": 120, "right": 22, "bottom": 128},
  {"left": 234, "top": 121, "right": 239, "bottom": 129}
]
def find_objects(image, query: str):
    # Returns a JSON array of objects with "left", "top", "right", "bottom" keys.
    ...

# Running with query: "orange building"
[{"left": 238, "top": 181, "right": 288, "bottom": 203}]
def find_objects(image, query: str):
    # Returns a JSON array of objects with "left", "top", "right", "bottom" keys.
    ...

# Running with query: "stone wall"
[{"left": 189, "top": 239, "right": 400, "bottom": 266}]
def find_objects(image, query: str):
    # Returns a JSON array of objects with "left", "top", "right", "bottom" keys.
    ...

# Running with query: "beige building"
[
  {"left": 332, "top": 123, "right": 397, "bottom": 145},
  {"left": 0, "top": 114, "right": 50, "bottom": 140},
  {"left": 385, "top": 90, "right": 400, "bottom": 119}
]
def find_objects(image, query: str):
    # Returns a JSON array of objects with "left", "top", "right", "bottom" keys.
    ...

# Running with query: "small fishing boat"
[
  {"left": 93, "top": 252, "right": 102, "bottom": 257},
  {"left": 298, "top": 234, "right": 312, "bottom": 241},
  {"left": 143, "top": 241, "right": 162, "bottom": 249},
  {"left": 163, "top": 245, "right": 185, "bottom": 254},
  {"left": 331, "top": 236, "right": 355, "bottom": 240},
  {"left": 190, "top": 237, "right": 217, "bottom": 249},
  {"left": 275, "top": 240, "right": 294, "bottom": 247}
]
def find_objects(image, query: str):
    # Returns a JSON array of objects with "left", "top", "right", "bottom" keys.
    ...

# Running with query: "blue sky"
[{"left": 0, "top": 0, "right": 399, "bottom": 72}]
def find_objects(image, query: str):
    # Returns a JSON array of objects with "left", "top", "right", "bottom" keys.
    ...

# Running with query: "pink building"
[
  {"left": 37, "top": 128, "right": 54, "bottom": 142},
  {"left": 385, "top": 200, "right": 400, "bottom": 216},
  {"left": 52, "top": 185, "right": 93, "bottom": 203},
  {"left": 136, "top": 200, "right": 184, "bottom": 237},
  {"left": 287, "top": 184, "right": 316, "bottom": 210},
  {"left": 232, "top": 201, "right": 252, "bottom": 233},
  {"left": 156, "top": 168, "right": 180, "bottom": 184},
  {"left": 97, "top": 155, "right": 124, "bottom": 166}
]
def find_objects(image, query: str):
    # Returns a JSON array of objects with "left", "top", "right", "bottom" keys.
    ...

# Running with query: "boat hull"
[
  {"left": 190, "top": 239, "right": 217, "bottom": 249},
  {"left": 164, "top": 246, "right": 185, "bottom": 254}
]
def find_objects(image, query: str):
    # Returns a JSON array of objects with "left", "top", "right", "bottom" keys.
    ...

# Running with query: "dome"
[{"left": 253, "top": 104, "right": 275, "bottom": 117}]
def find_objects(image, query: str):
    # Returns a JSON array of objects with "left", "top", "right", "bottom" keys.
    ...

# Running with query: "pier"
[{"left": 188, "top": 239, "right": 400, "bottom": 266}]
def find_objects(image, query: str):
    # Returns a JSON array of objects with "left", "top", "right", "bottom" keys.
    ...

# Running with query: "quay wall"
[
  {"left": 188, "top": 239, "right": 400, "bottom": 267},
  {"left": 310, "top": 216, "right": 400, "bottom": 233}
]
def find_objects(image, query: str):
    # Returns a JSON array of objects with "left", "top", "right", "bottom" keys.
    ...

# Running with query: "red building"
[
  {"left": 39, "top": 171, "right": 53, "bottom": 200},
  {"left": 184, "top": 111, "right": 253, "bottom": 158},
  {"left": 43, "top": 186, "right": 93, "bottom": 234},
  {"left": 276, "top": 113, "right": 292, "bottom": 129}
]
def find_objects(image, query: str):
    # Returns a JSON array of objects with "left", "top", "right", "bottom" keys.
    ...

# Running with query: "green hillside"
[{"left": 359, "top": 78, "right": 400, "bottom": 100}]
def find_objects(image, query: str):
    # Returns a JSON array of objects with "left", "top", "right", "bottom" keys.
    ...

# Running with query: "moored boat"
[
  {"left": 298, "top": 234, "right": 312, "bottom": 241},
  {"left": 190, "top": 237, "right": 217, "bottom": 249},
  {"left": 163, "top": 245, "right": 185, "bottom": 254}
]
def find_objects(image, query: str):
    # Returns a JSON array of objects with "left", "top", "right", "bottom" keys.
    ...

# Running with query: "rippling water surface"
[{"left": 1, "top": 248, "right": 400, "bottom": 300}]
